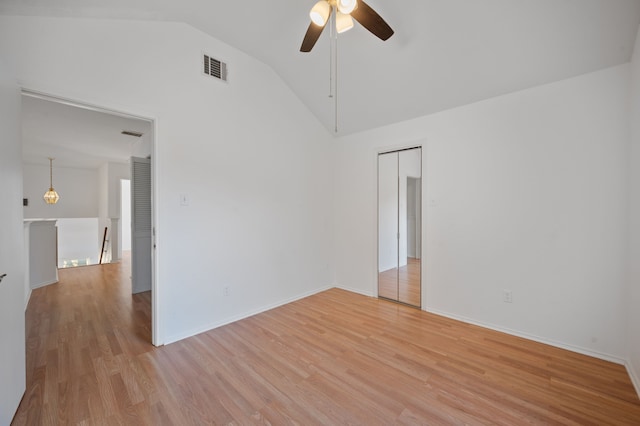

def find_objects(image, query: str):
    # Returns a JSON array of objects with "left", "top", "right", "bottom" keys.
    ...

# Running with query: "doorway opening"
[{"left": 20, "top": 89, "right": 159, "bottom": 345}]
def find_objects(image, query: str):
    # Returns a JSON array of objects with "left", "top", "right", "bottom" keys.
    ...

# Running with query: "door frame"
[
  {"left": 21, "top": 88, "right": 162, "bottom": 346},
  {"left": 376, "top": 145, "right": 424, "bottom": 308}
]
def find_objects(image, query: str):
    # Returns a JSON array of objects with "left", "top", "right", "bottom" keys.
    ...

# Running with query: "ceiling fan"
[{"left": 300, "top": 0, "right": 394, "bottom": 52}]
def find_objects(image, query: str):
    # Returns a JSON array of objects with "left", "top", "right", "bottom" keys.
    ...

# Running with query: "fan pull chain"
[
  {"left": 329, "top": 8, "right": 334, "bottom": 99},
  {"left": 334, "top": 30, "right": 338, "bottom": 133},
  {"left": 329, "top": 6, "right": 338, "bottom": 133}
]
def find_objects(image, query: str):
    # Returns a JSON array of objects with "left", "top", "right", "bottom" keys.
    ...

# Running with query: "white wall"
[
  {"left": 627, "top": 25, "right": 640, "bottom": 392},
  {"left": 97, "top": 162, "right": 132, "bottom": 261},
  {"left": 56, "top": 218, "right": 100, "bottom": 267},
  {"left": 334, "top": 64, "right": 630, "bottom": 361},
  {"left": 0, "top": 16, "right": 334, "bottom": 344},
  {"left": 0, "top": 57, "right": 26, "bottom": 426},
  {"left": 26, "top": 220, "right": 58, "bottom": 288},
  {"left": 107, "top": 162, "right": 130, "bottom": 218},
  {"left": 132, "top": 136, "right": 151, "bottom": 159},
  {"left": 22, "top": 163, "right": 99, "bottom": 218}
]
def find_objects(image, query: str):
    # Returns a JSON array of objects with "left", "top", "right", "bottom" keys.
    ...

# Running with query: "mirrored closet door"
[{"left": 378, "top": 147, "right": 422, "bottom": 307}]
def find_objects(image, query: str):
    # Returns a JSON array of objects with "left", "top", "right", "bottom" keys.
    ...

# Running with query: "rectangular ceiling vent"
[
  {"left": 122, "top": 130, "right": 144, "bottom": 137},
  {"left": 203, "top": 54, "right": 228, "bottom": 82}
]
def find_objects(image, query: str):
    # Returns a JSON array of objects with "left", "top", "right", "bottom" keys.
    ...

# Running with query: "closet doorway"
[{"left": 378, "top": 147, "right": 422, "bottom": 308}]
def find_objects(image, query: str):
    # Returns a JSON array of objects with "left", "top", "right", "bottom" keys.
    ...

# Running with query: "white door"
[
  {"left": 131, "top": 156, "right": 152, "bottom": 294},
  {"left": 0, "top": 63, "right": 26, "bottom": 424}
]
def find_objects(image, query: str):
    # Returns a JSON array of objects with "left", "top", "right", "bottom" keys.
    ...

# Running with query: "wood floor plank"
[
  {"left": 379, "top": 257, "right": 421, "bottom": 307},
  {"left": 11, "top": 259, "right": 640, "bottom": 425}
]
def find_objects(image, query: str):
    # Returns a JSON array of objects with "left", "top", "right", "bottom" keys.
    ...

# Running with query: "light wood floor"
[
  {"left": 378, "top": 257, "right": 421, "bottom": 307},
  {"left": 12, "top": 260, "right": 640, "bottom": 425}
]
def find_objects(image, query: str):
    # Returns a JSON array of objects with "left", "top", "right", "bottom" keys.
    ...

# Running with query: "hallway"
[{"left": 13, "top": 260, "right": 153, "bottom": 424}]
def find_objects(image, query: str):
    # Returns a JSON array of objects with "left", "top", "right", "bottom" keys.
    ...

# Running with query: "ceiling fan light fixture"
[
  {"left": 337, "top": 0, "right": 358, "bottom": 14},
  {"left": 336, "top": 11, "right": 354, "bottom": 33},
  {"left": 310, "top": 1, "right": 331, "bottom": 26}
]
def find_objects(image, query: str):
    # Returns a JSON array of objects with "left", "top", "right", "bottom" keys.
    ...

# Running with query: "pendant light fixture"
[{"left": 43, "top": 157, "right": 60, "bottom": 204}]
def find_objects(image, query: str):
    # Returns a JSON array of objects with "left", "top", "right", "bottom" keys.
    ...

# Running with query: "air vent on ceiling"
[
  {"left": 122, "top": 130, "right": 144, "bottom": 137},
  {"left": 203, "top": 54, "right": 228, "bottom": 82}
]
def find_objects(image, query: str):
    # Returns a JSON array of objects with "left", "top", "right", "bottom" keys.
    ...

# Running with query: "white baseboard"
[
  {"left": 335, "top": 284, "right": 375, "bottom": 298},
  {"left": 164, "top": 285, "right": 334, "bottom": 345},
  {"left": 24, "top": 288, "right": 32, "bottom": 311},
  {"left": 425, "top": 307, "right": 627, "bottom": 366},
  {"left": 30, "top": 279, "right": 58, "bottom": 290},
  {"left": 626, "top": 360, "right": 640, "bottom": 398}
]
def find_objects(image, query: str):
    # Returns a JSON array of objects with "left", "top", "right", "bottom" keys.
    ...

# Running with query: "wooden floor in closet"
[
  {"left": 12, "top": 259, "right": 640, "bottom": 425},
  {"left": 378, "top": 257, "right": 421, "bottom": 307}
]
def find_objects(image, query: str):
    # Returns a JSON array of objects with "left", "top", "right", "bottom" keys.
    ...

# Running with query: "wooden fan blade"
[
  {"left": 351, "top": 0, "right": 394, "bottom": 41},
  {"left": 300, "top": 21, "right": 327, "bottom": 52}
]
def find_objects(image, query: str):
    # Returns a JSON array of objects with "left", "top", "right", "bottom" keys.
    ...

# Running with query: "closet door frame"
[{"left": 377, "top": 145, "right": 422, "bottom": 308}]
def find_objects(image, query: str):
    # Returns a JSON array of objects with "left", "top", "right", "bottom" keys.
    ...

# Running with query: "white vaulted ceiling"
[{"left": 3, "top": 0, "right": 640, "bottom": 135}]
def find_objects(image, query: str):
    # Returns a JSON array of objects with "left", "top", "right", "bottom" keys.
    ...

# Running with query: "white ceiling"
[
  {"left": 22, "top": 95, "right": 151, "bottom": 169},
  {"left": 4, "top": 0, "right": 640, "bottom": 135}
]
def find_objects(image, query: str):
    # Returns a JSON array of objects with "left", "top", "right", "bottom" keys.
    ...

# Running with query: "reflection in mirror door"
[
  {"left": 378, "top": 147, "right": 422, "bottom": 308},
  {"left": 378, "top": 152, "right": 399, "bottom": 301}
]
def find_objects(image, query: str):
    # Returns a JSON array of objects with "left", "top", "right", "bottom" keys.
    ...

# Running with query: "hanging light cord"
[
  {"left": 335, "top": 22, "right": 339, "bottom": 133},
  {"left": 329, "top": 9, "right": 334, "bottom": 99},
  {"left": 328, "top": 6, "right": 339, "bottom": 133},
  {"left": 49, "top": 157, "right": 54, "bottom": 189}
]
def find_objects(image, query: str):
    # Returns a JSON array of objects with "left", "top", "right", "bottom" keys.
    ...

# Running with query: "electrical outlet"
[
  {"left": 503, "top": 290, "right": 513, "bottom": 303},
  {"left": 223, "top": 286, "right": 230, "bottom": 296}
]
